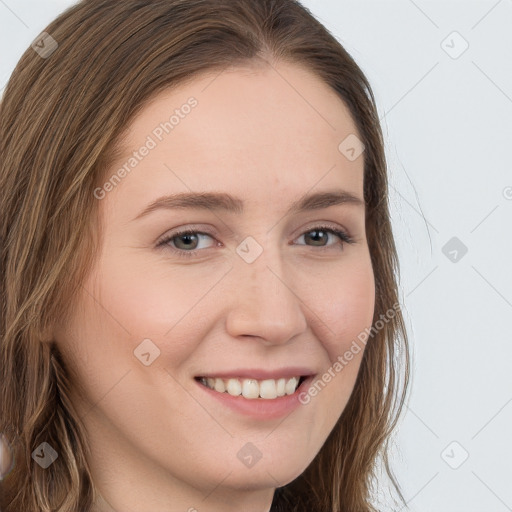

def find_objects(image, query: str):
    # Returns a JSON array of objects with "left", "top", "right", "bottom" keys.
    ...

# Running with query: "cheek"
[
  {"left": 87, "top": 252, "right": 232, "bottom": 361},
  {"left": 303, "top": 255, "right": 375, "bottom": 413},
  {"left": 311, "top": 256, "right": 375, "bottom": 362}
]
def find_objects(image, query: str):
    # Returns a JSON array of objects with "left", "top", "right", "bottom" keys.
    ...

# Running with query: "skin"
[{"left": 53, "top": 59, "right": 375, "bottom": 512}]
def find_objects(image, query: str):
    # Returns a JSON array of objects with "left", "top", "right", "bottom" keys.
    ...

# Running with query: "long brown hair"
[{"left": 0, "top": 1, "right": 410, "bottom": 510}]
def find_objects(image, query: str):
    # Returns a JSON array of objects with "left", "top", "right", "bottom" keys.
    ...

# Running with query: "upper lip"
[{"left": 195, "top": 367, "right": 316, "bottom": 380}]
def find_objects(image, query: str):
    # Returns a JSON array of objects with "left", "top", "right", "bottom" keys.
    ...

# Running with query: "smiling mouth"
[{"left": 195, "top": 375, "right": 308, "bottom": 400}]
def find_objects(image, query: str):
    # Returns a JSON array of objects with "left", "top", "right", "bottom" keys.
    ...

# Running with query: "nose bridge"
[{"left": 225, "top": 239, "right": 307, "bottom": 344}]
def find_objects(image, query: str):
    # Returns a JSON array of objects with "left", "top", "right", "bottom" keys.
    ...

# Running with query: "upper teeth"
[{"left": 199, "top": 376, "right": 301, "bottom": 399}]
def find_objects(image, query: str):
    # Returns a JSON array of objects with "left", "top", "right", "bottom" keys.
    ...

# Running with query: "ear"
[
  {"left": 0, "top": 432, "right": 14, "bottom": 479},
  {"left": 38, "top": 323, "right": 55, "bottom": 344}
]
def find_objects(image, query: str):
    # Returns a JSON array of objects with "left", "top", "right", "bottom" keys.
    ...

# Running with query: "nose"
[{"left": 224, "top": 248, "right": 308, "bottom": 345}]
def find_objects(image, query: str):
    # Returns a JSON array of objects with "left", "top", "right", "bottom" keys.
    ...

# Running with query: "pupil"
[
  {"left": 177, "top": 233, "right": 197, "bottom": 249},
  {"left": 307, "top": 230, "right": 326, "bottom": 246}
]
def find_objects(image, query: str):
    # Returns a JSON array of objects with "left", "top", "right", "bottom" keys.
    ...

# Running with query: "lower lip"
[{"left": 195, "top": 376, "right": 315, "bottom": 420}]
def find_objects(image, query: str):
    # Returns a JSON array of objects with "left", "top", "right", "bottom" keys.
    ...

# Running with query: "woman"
[{"left": 0, "top": 1, "right": 410, "bottom": 510}]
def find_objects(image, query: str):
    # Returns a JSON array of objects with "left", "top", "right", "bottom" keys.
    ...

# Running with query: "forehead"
[{"left": 102, "top": 60, "right": 364, "bottom": 215}]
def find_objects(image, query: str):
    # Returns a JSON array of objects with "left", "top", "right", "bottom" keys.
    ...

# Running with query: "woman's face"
[{"left": 55, "top": 60, "right": 375, "bottom": 512}]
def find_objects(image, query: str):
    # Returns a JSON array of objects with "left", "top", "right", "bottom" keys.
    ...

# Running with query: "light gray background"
[{"left": 1, "top": 1, "right": 511, "bottom": 510}]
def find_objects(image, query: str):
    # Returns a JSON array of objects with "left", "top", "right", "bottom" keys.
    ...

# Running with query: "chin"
[{"left": 212, "top": 448, "right": 315, "bottom": 492}]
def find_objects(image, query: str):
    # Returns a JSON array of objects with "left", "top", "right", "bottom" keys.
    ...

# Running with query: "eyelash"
[{"left": 157, "top": 225, "right": 355, "bottom": 260}]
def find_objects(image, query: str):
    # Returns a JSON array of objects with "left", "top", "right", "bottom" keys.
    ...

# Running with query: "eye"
[
  {"left": 157, "top": 229, "right": 217, "bottom": 258},
  {"left": 156, "top": 224, "right": 354, "bottom": 259},
  {"left": 295, "top": 225, "right": 354, "bottom": 249}
]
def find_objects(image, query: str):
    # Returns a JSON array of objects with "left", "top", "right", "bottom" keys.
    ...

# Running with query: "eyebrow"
[{"left": 133, "top": 189, "right": 364, "bottom": 221}]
